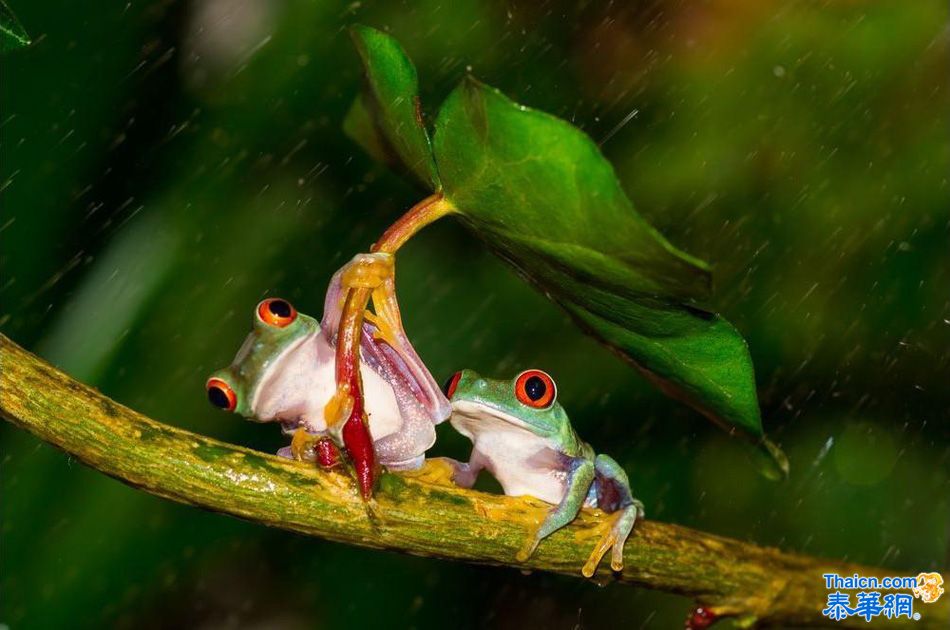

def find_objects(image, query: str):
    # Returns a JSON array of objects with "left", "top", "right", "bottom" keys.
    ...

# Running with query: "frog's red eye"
[
  {"left": 206, "top": 378, "right": 237, "bottom": 412},
  {"left": 257, "top": 298, "right": 297, "bottom": 327},
  {"left": 443, "top": 371, "right": 463, "bottom": 399},
  {"left": 515, "top": 369, "right": 556, "bottom": 409}
]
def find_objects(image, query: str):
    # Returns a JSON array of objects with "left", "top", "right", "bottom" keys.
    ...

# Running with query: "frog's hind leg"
[
  {"left": 336, "top": 254, "right": 451, "bottom": 425},
  {"left": 517, "top": 457, "right": 595, "bottom": 562},
  {"left": 581, "top": 454, "right": 645, "bottom": 578},
  {"left": 364, "top": 272, "right": 450, "bottom": 420}
]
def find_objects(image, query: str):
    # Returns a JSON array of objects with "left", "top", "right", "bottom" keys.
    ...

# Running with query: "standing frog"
[
  {"left": 206, "top": 261, "right": 450, "bottom": 472},
  {"left": 439, "top": 368, "right": 644, "bottom": 577}
]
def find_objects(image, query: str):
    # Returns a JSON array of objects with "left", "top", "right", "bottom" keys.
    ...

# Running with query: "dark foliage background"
[{"left": 1, "top": 1, "right": 948, "bottom": 627}]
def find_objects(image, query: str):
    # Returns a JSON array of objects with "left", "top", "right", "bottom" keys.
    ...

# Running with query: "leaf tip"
[
  {"left": 0, "top": 0, "right": 31, "bottom": 51},
  {"left": 347, "top": 22, "right": 373, "bottom": 39},
  {"left": 347, "top": 23, "right": 372, "bottom": 51},
  {"left": 754, "top": 437, "right": 790, "bottom": 481},
  {"left": 0, "top": 29, "right": 30, "bottom": 51}
]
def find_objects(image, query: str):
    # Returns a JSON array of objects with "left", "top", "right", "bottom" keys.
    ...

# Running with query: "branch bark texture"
[{"left": 0, "top": 334, "right": 944, "bottom": 628}]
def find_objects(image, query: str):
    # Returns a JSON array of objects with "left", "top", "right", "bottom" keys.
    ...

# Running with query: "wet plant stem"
[{"left": 1, "top": 334, "right": 945, "bottom": 629}]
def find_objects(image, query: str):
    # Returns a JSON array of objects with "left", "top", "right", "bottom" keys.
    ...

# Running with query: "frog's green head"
[
  {"left": 206, "top": 298, "right": 319, "bottom": 418},
  {"left": 442, "top": 368, "right": 567, "bottom": 437}
]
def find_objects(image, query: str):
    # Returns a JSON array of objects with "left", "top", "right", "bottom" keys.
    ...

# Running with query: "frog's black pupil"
[
  {"left": 524, "top": 375, "right": 546, "bottom": 401},
  {"left": 268, "top": 299, "right": 292, "bottom": 318},
  {"left": 208, "top": 386, "right": 230, "bottom": 409}
]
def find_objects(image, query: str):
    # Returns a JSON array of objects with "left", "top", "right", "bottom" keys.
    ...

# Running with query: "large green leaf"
[
  {"left": 346, "top": 27, "right": 787, "bottom": 477},
  {"left": 0, "top": 0, "right": 30, "bottom": 51},
  {"left": 346, "top": 25, "right": 440, "bottom": 190}
]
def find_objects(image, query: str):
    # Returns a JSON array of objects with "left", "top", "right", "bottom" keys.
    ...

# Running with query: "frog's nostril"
[{"left": 475, "top": 379, "right": 488, "bottom": 389}]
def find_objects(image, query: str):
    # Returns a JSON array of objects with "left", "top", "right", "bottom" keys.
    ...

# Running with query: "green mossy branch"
[{"left": 0, "top": 334, "right": 945, "bottom": 628}]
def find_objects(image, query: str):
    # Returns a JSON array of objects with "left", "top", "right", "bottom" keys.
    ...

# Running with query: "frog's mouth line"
[{"left": 451, "top": 400, "right": 533, "bottom": 431}]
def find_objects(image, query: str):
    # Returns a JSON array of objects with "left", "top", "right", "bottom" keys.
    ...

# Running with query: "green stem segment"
[{"left": 1, "top": 334, "right": 945, "bottom": 628}]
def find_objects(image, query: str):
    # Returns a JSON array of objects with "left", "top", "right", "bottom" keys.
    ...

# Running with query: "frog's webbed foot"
[
  {"left": 404, "top": 456, "right": 484, "bottom": 488},
  {"left": 338, "top": 252, "right": 402, "bottom": 365},
  {"left": 282, "top": 429, "right": 344, "bottom": 469},
  {"left": 361, "top": 266, "right": 414, "bottom": 362},
  {"left": 320, "top": 253, "right": 396, "bottom": 342},
  {"left": 343, "top": 253, "right": 424, "bottom": 368},
  {"left": 290, "top": 427, "right": 317, "bottom": 461},
  {"left": 516, "top": 458, "right": 595, "bottom": 563},
  {"left": 581, "top": 503, "right": 642, "bottom": 577},
  {"left": 398, "top": 457, "right": 459, "bottom": 487},
  {"left": 581, "top": 454, "right": 645, "bottom": 577},
  {"left": 339, "top": 252, "right": 395, "bottom": 291}
]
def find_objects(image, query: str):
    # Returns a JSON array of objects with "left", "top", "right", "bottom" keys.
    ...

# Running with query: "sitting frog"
[
  {"left": 206, "top": 261, "right": 451, "bottom": 472},
  {"left": 438, "top": 368, "right": 644, "bottom": 577}
]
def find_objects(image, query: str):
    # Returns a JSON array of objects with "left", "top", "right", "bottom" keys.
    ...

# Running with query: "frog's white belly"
[
  {"left": 252, "top": 331, "right": 403, "bottom": 443},
  {"left": 450, "top": 403, "right": 567, "bottom": 505}
]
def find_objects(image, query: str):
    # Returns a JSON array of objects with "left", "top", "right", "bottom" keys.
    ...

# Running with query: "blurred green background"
[{"left": 2, "top": 1, "right": 948, "bottom": 628}]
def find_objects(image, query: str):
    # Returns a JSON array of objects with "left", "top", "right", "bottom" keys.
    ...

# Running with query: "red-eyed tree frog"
[
  {"left": 438, "top": 368, "right": 645, "bottom": 577},
  {"left": 206, "top": 263, "right": 451, "bottom": 471}
]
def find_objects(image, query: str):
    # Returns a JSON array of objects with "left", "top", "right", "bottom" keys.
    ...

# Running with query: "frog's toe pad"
[
  {"left": 516, "top": 532, "right": 542, "bottom": 563},
  {"left": 610, "top": 555, "right": 624, "bottom": 573},
  {"left": 582, "top": 530, "right": 617, "bottom": 578}
]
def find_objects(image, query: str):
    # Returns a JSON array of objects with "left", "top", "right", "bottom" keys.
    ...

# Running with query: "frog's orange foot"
[
  {"left": 581, "top": 503, "right": 641, "bottom": 577},
  {"left": 399, "top": 458, "right": 458, "bottom": 487},
  {"left": 582, "top": 519, "right": 620, "bottom": 577},
  {"left": 364, "top": 309, "right": 403, "bottom": 352},
  {"left": 290, "top": 427, "right": 318, "bottom": 461},
  {"left": 323, "top": 386, "right": 354, "bottom": 433},
  {"left": 340, "top": 252, "right": 394, "bottom": 290}
]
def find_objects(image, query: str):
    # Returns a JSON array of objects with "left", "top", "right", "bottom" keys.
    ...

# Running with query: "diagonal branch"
[{"left": 0, "top": 333, "right": 944, "bottom": 628}]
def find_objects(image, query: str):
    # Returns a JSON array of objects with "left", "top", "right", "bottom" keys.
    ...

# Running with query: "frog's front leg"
[
  {"left": 413, "top": 454, "right": 485, "bottom": 487},
  {"left": 581, "top": 454, "right": 645, "bottom": 577},
  {"left": 324, "top": 253, "right": 397, "bottom": 499},
  {"left": 516, "top": 457, "right": 595, "bottom": 562}
]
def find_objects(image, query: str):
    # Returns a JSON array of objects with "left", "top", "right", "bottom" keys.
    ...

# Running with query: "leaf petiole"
[{"left": 330, "top": 193, "right": 456, "bottom": 498}]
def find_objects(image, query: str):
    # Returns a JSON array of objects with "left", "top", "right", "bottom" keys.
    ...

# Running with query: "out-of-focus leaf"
[
  {"left": 346, "top": 28, "right": 787, "bottom": 477},
  {"left": 36, "top": 213, "right": 180, "bottom": 383},
  {"left": 347, "top": 25, "right": 440, "bottom": 190},
  {"left": 0, "top": 0, "right": 30, "bottom": 51}
]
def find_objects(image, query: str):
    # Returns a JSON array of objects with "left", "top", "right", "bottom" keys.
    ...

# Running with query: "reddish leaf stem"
[{"left": 334, "top": 193, "right": 455, "bottom": 498}]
